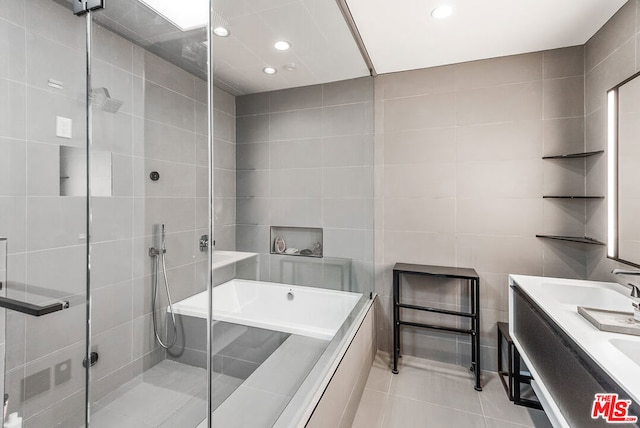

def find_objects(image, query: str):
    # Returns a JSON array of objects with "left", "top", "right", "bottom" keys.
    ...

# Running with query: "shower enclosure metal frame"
[{"left": 79, "top": 2, "right": 215, "bottom": 425}]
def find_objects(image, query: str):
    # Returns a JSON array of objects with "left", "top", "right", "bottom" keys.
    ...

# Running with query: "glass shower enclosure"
[
  {"left": 0, "top": 0, "right": 214, "bottom": 425},
  {"left": 0, "top": 0, "right": 374, "bottom": 426}
]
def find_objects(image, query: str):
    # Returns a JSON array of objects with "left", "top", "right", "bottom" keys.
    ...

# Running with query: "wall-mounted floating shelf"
[
  {"left": 542, "top": 196, "right": 604, "bottom": 199},
  {"left": 270, "top": 226, "right": 323, "bottom": 258},
  {"left": 535, "top": 235, "right": 606, "bottom": 246},
  {"left": 538, "top": 149, "right": 606, "bottom": 248},
  {"left": 542, "top": 150, "right": 604, "bottom": 159}
]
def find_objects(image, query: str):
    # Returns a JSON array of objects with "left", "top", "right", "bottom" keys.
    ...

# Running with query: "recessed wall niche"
[
  {"left": 59, "top": 146, "right": 112, "bottom": 197},
  {"left": 270, "top": 226, "right": 323, "bottom": 258}
]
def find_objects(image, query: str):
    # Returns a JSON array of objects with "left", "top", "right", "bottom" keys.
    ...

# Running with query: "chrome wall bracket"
[{"left": 73, "top": 0, "right": 104, "bottom": 16}]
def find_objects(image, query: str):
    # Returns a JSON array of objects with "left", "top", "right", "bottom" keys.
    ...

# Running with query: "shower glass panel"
[
  {"left": 1, "top": 1, "right": 88, "bottom": 426},
  {"left": 2, "top": 0, "right": 373, "bottom": 425},
  {"left": 207, "top": 0, "right": 374, "bottom": 425},
  {"left": 87, "top": 1, "right": 212, "bottom": 426}
]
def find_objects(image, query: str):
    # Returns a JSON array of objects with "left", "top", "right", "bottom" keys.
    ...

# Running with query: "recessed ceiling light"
[
  {"left": 213, "top": 26, "right": 230, "bottom": 37},
  {"left": 274, "top": 41, "right": 291, "bottom": 51},
  {"left": 431, "top": 5, "right": 453, "bottom": 19},
  {"left": 263, "top": 66, "right": 277, "bottom": 75}
]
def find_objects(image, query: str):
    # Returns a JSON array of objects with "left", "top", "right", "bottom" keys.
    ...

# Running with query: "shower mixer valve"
[
  {"left": 199, "top": 235, "right": 209, "bottom": 252},
  {"left": 149, "top": 247, "right": 166, "bottom": 257}
]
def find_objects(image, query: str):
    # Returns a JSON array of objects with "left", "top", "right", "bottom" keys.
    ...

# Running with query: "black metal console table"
[{"left": 392, "top": 263, "right": 482, "bottom": 391}]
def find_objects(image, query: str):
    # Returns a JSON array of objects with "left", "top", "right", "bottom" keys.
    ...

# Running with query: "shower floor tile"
[{"left": 91, "top": 360, "right": 242, "bottom": 428}]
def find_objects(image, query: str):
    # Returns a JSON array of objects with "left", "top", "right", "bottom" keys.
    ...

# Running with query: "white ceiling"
[
  {"left": 84, "top": 0, "right": 371, "bottom": 95},
  {"left": 88, "top": 0, "right": 629, "bottom": 95},
  {"left": 345, "top": 0, "right": 628, "bottom": 74},
  {"left": 209, "top": 0, "right": 370, "bottom": 95}
]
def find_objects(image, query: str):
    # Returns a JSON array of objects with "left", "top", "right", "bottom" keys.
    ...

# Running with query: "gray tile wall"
[
  {"left": 235, "top": 78, "right": 375, "bottom": 294},
  {"left": 0, "top": 1, "right": 235, "bottom": 425},
  {"left": 585, "top": 0, "right": 640, "bottom": 281},
  {"left": 1, "top": 0, "right": 628, "bottom": 424},
  {"left": 374, "top": 47, "right": 587, "bottom": 371}
]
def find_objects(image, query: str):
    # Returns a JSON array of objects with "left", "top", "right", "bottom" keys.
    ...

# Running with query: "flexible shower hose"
[{"left": 152, "top": 247, "right": 178, "bottom": 349}]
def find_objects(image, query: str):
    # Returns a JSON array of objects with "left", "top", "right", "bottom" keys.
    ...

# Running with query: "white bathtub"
[{"left": 172, "top": 279, "right": 363, "bottom": 340}]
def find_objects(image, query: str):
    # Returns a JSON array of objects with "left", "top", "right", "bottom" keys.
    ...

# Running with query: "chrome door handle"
[{"left": 0, "top": 296, "right": 69, "bottom": 317}]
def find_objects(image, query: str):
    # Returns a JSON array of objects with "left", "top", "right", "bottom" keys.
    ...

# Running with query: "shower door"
[
  {"left": 0, "top": 0, "right": 90, "bottom": 426},
  {"left": 0, "top": 0, "right": 214, "bottom": 426},
  {"left": 87, "top": 1, "right": 213, "bottom": 427}
]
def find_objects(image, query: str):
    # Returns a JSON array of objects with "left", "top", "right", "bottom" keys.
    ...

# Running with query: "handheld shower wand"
[
  {"left": 161, "top": 224, "right": 166, "bottom": 253},
  {"left": 150, "top": 224, "right": 177, "bottom": 349}
]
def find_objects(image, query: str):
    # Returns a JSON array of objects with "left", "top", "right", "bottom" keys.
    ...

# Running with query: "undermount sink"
[
  {"left": 610, "top": 338, "right": 640, "bottom": 366},
  {"left": 540, "top": 283, "right": 631, "bottom": 310}
]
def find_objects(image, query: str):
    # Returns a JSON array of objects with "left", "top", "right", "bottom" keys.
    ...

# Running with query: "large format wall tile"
[
  {"left": 0, "top": 19, "right": 26, "bottom": 82},
  {"left": 456, "top": 81, "right": 542, "bottom": 126},
  {"left": 544, "top": 46, "right": 585, "bottom": 79},
  {"left": 384, "top": 92, "right": 455, "bottom": 132},
  {"left": 0, "top": 138, "right": 27, "bottom": 196},
  {"left": 585, "top": 0, "right": 637, "bottom": 73},
  {"left": 236, "top": 79, "right": 375, "bottom": 290},
  {"left": 376, "top": 46, "right": 587, "bottom": 371},
  {"left": 0, "top": 79, "right": 26, "bottom": 140},
  {"left": 382, "top": 65, "right": 455, "bottom": 99},
  {"left": 455, "top": 52, "right": 542, "bottom": 90}
]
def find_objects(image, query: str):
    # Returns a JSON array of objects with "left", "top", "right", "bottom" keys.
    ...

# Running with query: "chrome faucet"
[{"left": 612, "top": 269, "right": 640, "bottom": 297}]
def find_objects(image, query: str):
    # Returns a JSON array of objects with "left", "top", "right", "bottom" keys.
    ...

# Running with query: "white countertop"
[{"left": 509, "top": 274, "right": 640, "bottom": 405}]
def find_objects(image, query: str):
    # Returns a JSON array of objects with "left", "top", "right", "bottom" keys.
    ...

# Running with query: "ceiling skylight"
[{"left": 139, "top": 0, "right": 208, "bottom": 31}]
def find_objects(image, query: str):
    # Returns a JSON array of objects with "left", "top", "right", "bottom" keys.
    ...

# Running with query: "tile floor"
[
  {"left": 89, "top": 360, "right": 242, "bottom": 428},
  {"left": 88, "top": 350, "right": 553, "bottom": 428},
  {"left": 352, "top": 352, "right": 553, "bottom": 428}
]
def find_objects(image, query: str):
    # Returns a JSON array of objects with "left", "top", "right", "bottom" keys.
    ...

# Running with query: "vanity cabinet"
[
  {"left": 512, "top": 284, "right": 639, "bottom": 427},
  {"left": 510, "top": 275, "right": 640, "bottom": 428}
]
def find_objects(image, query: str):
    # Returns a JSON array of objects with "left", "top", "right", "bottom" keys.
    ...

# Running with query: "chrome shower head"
[{"left": 90, "top": 87, "right": 124, "bottom": 113}]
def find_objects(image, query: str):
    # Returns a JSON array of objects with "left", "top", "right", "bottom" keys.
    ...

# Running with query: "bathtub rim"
[
  {"left": 172, "top": 278, "right": 364, "bottom": 341},
  {"left": 273, "top": 293, "right": 375, "bottom": 428}
]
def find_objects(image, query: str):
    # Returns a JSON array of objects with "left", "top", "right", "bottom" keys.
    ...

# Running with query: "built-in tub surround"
[
  {"left": 509, "top": 275, "right": 640, "bottom": 427},
  {"left": 169, "top": 278, "right": 370, "bottom": 427}
]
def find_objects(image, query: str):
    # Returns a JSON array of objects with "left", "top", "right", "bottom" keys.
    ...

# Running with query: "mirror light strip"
[{"left": 607, "top": 89, "right": 617, "bottom": 258}]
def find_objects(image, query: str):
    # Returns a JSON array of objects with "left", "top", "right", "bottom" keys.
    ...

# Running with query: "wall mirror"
[{"left": 607, "top": 71, "right": 640, "bottom": 268}]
